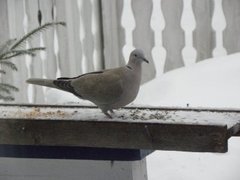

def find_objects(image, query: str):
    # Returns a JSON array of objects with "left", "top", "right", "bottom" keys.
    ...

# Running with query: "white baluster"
[
  {"left": 80, "top": 0, "right": 94, "bottom": 73},
  {"left": 212, "top": 0, "right": 227, "bottom": 57},
  {"left": 23, "top": 0, "right": 34, "bottom": 103},
  {"left": 122, "top": 0, "right": 135, "bottom": 64},
  {"left": 40, "top": 0, "right": 58, "bottom": 79},
  {"left": 181, "top": 0, "right": 196, "bottom": 66},
  {"left": 7, "top": 0, "right": 29, "bottom": 103},
  {"left": 132, "top": 0, "right": 156, "bottom": 83},
  {"left": 65, "top": 0, "right": 83, "bottom": 75},
  {"left": 222, "top": 0, "right": 240, "bottom": 54},
  {"left": 151, "top": 0, "right": 166, "bottom": 76},
  {"left": 162, "top": 0, "right": 185, "bottom": 72},
  {"left": 77, "top": 0, "right": 87, "bottom": 73},
  {"left": 101, "top": 0, "right": 125, "bottom": 68},
  {"left": 25, "top": 0, "right": 44, "bottom": 103},
  {"left": 91, "top": 0, "right": 104, "bottom": 71},
  {"left": 192, "top": 0, "right": 215, "bottom": 61}
]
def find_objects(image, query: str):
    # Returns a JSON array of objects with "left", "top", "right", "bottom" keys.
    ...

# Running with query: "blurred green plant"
[{"left": 0, "top": 21, "right": 66, "bottom": 101}]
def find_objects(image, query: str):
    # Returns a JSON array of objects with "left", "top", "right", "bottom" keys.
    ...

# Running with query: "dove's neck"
[{"left": 127, "top": 59, "right": 142, "bottom": 72}]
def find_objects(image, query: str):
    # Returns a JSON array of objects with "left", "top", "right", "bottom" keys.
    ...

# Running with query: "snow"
[
  {"left": 134, "top": 53, "right": 240, "bottom": 108},
  {"left": 132, "top": 53, "right": 240, "bottom": 180},
  {"left": 1, "top": 105, "right": 239, "bottom": 128},
  {"left": 147, "top": 137, "right": 240, "bottom": 180}
]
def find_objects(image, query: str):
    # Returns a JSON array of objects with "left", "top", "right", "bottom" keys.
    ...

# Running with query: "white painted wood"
[
  {"left": 151, "top": 0, "right": 166, "bottom": 76},
  {"left": 212, "top": 0, "right": 227, "bottom": 57},
  {"left": 181, "top": 0, "right": 197, "bottom": 66},
  {"left": 162, "top": 0, "right": 185, "bottom": 72},
  {"left": 2, "top": 0, "right": 15, "bottom": 102},
  {"left": 101, "top": 0, "right": 125, "bottom": 68},
  {"left": 222, "top": 0, "right": 240, "bottom": 54},
  {"left": 65, "top": 0, "right": 83, "bottom": 76},
  {"left": 0, "top": 158, "right": 148, "bottom": 180},
  {"left": 0, "top": 0, "right": 14, "bottom": 100},
  {"left": 7, "top": 0, "right": 29, "bottom": 103},
  {"left": 192, "top": 0, "right": 215, "bottom": 62},
  {"left": 132, "top": 0, "right": 156, "bottom": 83},
  {"left": 55, "top": 0, "right": 70, "bottom": 77},
  {"left": 4, "top": 0, "right": 240, "bottom": 104},
  {"left": 25, "top": 0, "right": 44, "bottom": 103},
  {"left": 0, "top": 0, "right": 9, "bottom": 43},
  {"left": 40, "top": 0, "right": 58, "bottom": 79},
  {"left": 122, "top": 0, "right": 135, "bottom": 64},
  {"left": 80, "top": 0, "right": 94, "bottom": 72},
  {"left": 91, "top": 0, "right": 104, "bottom": 71}
]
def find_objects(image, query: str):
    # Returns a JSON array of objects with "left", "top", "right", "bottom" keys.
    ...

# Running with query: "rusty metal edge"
[
  {"left": 0, "top": 118, "right": 228, "bottom": 153},
  {"left": 2, "top": 103, "right": 240, "bottom": 113},
  {"left": 228, "top": 123, "right": 240, "bottom": 137}
]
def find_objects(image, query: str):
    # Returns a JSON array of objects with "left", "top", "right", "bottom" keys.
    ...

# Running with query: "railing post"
[
  {"left": 100, "top": 0, "right": 126, "bottom": 68},
  {"left": 132, "top": 0, "right": 156, "bottom": 83},
  {"left": 162, "top": 0, "right": 185, "bottom": 72},
  {"left": 222, "top": 0, "right": 240, "bottom": 54},
  {"left": 0, "top": 0, "right": 15, "bottom": 101},
  {"left": 0, "top": 0, "right": 9, "bottom": 43}
]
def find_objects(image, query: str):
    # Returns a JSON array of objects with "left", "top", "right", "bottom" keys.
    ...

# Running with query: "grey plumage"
[{"left": 26, "top": 49, "right": 149, "bottom": 118}]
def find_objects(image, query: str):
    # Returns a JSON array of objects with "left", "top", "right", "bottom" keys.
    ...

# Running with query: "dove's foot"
[
  {"left": 103, "top": 111, "right": 112, "bottom": 118},
  {"left": 100, "top": 107, "right": 113, "bottom": 118}
]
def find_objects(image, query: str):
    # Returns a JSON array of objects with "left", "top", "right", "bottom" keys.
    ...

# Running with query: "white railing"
[{"left": 0, "top": 0, "right": 240, "bottom": 103}]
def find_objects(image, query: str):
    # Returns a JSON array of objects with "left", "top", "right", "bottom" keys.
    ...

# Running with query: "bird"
[{"left": 26, "top": 49, "right": 149, "bottom": 118}]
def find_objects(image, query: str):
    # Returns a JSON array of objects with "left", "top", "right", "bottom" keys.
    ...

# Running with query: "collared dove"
[{"left": 26, "top": 49, "right": 149, "bottom": 118}]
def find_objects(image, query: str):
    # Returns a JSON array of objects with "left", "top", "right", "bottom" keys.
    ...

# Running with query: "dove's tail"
[{"left": 26, "top": 78, "right": 57, "bottom": 89}]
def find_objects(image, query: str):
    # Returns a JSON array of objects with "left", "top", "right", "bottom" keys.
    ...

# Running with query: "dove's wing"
[{"left": 71, "top": 68, "right": 124, "bottom": 105}]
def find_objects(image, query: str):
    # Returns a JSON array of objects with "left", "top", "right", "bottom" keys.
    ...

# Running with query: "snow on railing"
[{"left": 0, "top": 0, "right": 240, "bottom": 103}]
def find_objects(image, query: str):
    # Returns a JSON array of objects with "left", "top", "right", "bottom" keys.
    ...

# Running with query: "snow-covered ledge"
[
  {"left": 0, "top": 103, "right": 239, "bottom": 180},
  {"left": 0, "top": 104, "right": 239, "bottom": 153}
]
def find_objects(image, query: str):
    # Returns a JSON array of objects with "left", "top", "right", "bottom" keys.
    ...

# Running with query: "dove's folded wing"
[{"left": 71, "top": 68, "right": 124, "bottom": 105}]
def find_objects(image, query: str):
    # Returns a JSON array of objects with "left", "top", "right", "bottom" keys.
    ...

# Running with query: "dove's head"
[{"left": 129, "top": 49, "right": 149, "bottom": 65}]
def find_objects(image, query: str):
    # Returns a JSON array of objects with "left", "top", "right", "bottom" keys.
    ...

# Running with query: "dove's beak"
[{"left": 142, "top": 58, "right": 149, "bottom": 64}]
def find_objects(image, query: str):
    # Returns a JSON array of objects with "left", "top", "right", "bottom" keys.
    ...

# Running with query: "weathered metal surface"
[
  {"left": 0, "top": 104, "right": 239, "bottom": 153},
  {"left": 0, "top": 117, "right": 228, "bottom": 152},
  {"left": 228, "top": 123, "right": 240, "bottom": 137}
]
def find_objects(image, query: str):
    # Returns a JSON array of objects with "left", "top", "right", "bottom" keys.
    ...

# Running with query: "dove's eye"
[{"left": 134, "top": 54, "right": 137, "bottom": 57}]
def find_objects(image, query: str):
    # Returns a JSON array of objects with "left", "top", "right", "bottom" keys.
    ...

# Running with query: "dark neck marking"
[{"left": 126, "top": 65, "right": 133, "bottom": 70}]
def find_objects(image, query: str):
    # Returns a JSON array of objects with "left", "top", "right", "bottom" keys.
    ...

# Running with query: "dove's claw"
[{"left": 103, "top": 111, "right": 112, "bottom": 118}]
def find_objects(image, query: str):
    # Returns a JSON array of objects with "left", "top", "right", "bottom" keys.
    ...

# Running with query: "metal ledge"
[{"left": 0, "top": 104, "right": 239, "bottom": 160}]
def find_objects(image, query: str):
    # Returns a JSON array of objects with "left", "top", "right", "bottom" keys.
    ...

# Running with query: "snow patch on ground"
[
  {"left": 135, "top": 53, "right": 240, "bottom": 108},
  {"left": 132, "top": 53, "right": 240, "bottom": 180}
]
